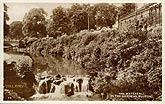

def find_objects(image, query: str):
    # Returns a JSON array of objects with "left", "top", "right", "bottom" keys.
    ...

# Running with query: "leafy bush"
[{"left": 28, "top": 25, "right": 162, "bottom": 101}]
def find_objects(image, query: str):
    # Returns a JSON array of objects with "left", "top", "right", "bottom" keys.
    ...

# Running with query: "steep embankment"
[{"left": 29, "top": 26, "right": 162, "bottom": 101}]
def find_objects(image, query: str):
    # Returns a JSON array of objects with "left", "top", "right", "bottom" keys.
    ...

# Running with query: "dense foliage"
[
  {"left": 94, "top": 3, "right": 117, "bottom": 28},
  {"left": 119, "top": 3, "right": 136, "bottom": 18},
  {"left": 7, "top": 3, "right": 119, "bottom": 39},
  {"left": 9, "top": 21, "right": 23, "bottom": 39},
  {"left": 22, "top": 8, "right": 47, "bottom": 38},
  {"left": 4, "top": 3, "right": 9, "bottom": 37},
  {"left": 4, "top": 3, "right": 162, "bottom": 101},
  {"left": 47, "top": 6, "right": 71, "bottom": 37},
  {"left": 71, "top": 10, "right": 89, "bottom": 32},
  {"left": 29, "top": 25, "right": 162, "bottom": 100},
  {"left": 5, "top": 3, "right": 139, "bottom": 40}
]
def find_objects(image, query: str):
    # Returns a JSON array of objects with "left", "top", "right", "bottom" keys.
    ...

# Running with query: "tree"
[
  {"left": 119, "top": 3, "right": 136, "bottom": 18},
  {"left": 47, "top": 6, "right": 71, "bottom": 38},
  {"left": 71, "top": 10, "right": 88, "bottom": 32},
  {"left": 9, "top": 21, "right": 23, "bottom": 39},
  {"left": 67, "top": 3, "right": 83, "bottom": 17},
  {"left": 68, "top": 3, "right": 96, "bottom": 32},
  {"left": 94, "top": 3, "right": 117, "bottom": 28},
  {"left": 82, "top": 4, "right": 96, "bottom": 30},
  {"left": 22, "top": 8, "right": 47, "bottom": 38},
  {"left": 4, "top": 3, "right": 9, "bottom": 37}
]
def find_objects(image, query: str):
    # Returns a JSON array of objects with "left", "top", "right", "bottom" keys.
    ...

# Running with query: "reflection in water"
[
  {"left": 32, "top": 55, "right": 87, "bottom": 76},
  {"left": 5, "top": 51, "right": 87, "bottom": 76}
]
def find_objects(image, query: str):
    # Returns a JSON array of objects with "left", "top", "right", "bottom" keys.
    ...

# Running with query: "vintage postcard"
[{"left": 1, "top": 0, "right": 164, "bottom": 103}]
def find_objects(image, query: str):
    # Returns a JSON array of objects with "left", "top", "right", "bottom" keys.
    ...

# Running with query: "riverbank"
[
  {"left": 4, "top": 25, "right": 162, "bottom": 101},
  {"left": 27, "top": 25, "right": 162, "bottom": 101}
]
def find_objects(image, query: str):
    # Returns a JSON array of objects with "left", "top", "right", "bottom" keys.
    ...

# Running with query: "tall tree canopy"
[
  {"left": 68, "top": 3, "right": 96, "bottom": 32},
  {"left": 4, "top": 3, "right": 9, "bottom": 37},
  {"left": 119, "top": 3, "right": 136, "bottom": 18},
  {"left": 71, "top": 10, "right": 88, "bottom": 32},
  {"left": 46, "top": 3, "right": 118, "bottom": 36},
  {"left": 67, "top": 3, "right": 83, "bottom": 17},
  {"left": 47, "top": 6, "right": 71, "bottom": 38},
  {"left": 22, "top": 8, "right": 47, "bottom": 38},
  {"left": 82, "top": 4, "right": 96, "bottom": 30},
  {"left": 9, "top": 21, "right": 23, "bottom": 39},
  {"left": 93, "top": 3, "right": 118, "bottom": 28}
]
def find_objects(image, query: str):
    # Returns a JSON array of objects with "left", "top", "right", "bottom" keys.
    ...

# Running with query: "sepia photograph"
[{"left": 3, "top": 1, "right": 162, "bottom": 102}]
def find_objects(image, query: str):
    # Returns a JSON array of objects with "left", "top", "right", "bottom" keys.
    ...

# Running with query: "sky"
[
  {"left": 5, "top": 3, "right": 144, "bottom": 24},
  {"left": 6, "top": 3, "right": 72, "bottom": 24}
]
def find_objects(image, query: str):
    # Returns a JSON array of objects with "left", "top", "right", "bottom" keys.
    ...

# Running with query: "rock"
[{"left": 4, "top": 59, "right": 36, "bottom": 99}]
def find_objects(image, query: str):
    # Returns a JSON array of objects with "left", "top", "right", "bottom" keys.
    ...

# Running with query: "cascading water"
[{"left": 4, "top": 52, "right": 102, "bottom": 101}]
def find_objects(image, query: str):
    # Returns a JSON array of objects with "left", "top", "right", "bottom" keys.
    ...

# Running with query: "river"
[{"left": 4, "top": 50, "right": 103, "bottom": 101}]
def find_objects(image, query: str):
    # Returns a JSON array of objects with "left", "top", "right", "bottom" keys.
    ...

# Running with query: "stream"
[{"left": 4, "top": 50, "right": 103, "bottom": 101}]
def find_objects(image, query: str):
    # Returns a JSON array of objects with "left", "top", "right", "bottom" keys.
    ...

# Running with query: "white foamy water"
[
  {"left": 5, "top": 52, "right": 102, "bottom": 101},
  {"left": 30, "top": 76, "right": 97, "bottom": 101},
  {"left": 30, "top": 92, "right": 95, "bottom": 101}
]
